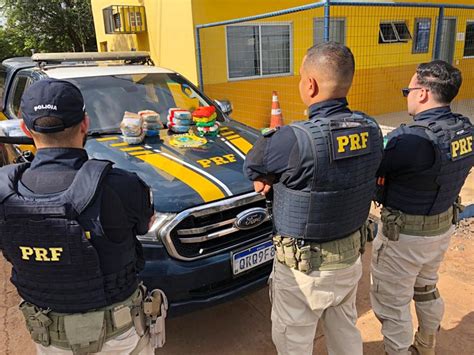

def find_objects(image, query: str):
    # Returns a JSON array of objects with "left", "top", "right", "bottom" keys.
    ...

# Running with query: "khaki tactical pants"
[
  {"left": 36, "top": 327, "right": 154, "bottom": 355},
  {"left": 270, "top": 256, "right": 363, "bottom": 355},
  {"left": 370, "top": 225, "right": 454, "bottom": 355}
]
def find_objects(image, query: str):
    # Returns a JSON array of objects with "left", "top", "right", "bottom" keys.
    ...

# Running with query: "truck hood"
[{"left": 86, "top": 121, "right": 259, "bottom": 212}]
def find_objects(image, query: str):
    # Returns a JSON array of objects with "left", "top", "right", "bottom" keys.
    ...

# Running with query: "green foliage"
[
  {"left": 0, "top": 27, "right": 30, "bottom": 61},
  {"left": 2, "top": 0, "right": 97, "bottom": 57}
]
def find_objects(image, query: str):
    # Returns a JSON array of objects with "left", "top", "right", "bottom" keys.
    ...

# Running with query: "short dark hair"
[
  {"left": 305, "top": 42, "right": 355, "bottom": 81},
  {"left": 416, "top": 60, "right": 462, "bottom": 104},
  {"left": 29, "top": 116, "right": 83, "bottom": 144}
]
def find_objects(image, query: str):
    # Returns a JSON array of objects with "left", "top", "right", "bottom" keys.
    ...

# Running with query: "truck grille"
[{"left": 160, "top": 193, "right": 273, "bottom": 260}]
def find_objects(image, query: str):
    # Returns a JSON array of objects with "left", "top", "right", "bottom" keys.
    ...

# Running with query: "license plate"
[{"left": 232, "top": 240, "right": 274, "bottom": 275}]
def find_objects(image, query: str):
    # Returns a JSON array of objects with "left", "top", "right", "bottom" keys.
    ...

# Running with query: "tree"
[
  {"left": 0, "top": 27, "right": 30, "bottom": 60},
  {"left": 2, "top": 0, "right": 97, "bottom": 54}
]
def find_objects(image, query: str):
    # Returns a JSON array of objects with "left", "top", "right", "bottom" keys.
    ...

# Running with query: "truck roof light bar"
[{"left": 31, "top": 51, "right": 151, "bottom": 64}]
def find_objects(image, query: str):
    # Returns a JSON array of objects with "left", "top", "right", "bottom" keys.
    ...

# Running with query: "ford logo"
[{"left": 234, "top": 208, "right": 268, "bottom": 230}]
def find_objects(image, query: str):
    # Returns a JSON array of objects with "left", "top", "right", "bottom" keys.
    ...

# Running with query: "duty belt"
[
  {"left": 20, "top": 288, "right": 142, "bottom": 353},
  {"left": 381, "top": 205, "right": 456, "bottom": 241},
  {"left": 272, "top": 229, "right": 363, "bottom": 273}
]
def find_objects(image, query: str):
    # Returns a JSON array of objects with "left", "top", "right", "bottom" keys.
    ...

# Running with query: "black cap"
[{"left": 21, "top": 79, "right": 85, "bottom": 133}]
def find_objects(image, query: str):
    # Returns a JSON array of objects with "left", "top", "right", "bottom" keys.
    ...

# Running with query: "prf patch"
[
  {"left": 19, "top": 246, "right": 63, "bottom": 262},
  {"left": 451, "top": 132, "right": 473, "bottom": 161},
  {"left": 330, "top": 127, "right": 371, "bottom": 160}
]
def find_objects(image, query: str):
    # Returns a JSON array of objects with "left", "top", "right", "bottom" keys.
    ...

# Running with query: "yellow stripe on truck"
[
  {"left": 96, "top": 136, "right": 119, "bottom": 142},
  {"left": 227, "top": 137, "right": 253, "bottom": 154},
  {"left": 219, "top": 127, "right": 253, "bottom": 155},
  {"left": 136, "top": 153, "right": 225, "bottom": 202}
]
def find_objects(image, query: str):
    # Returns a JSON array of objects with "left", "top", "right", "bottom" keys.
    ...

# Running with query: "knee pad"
[{"left": 413, "top": 284, "right": 440, "bottom": 302}]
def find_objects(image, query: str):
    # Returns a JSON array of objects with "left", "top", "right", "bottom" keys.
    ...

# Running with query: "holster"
[
  {"left": 131, "top": 284, "right": 147, "bottom": 337},
  {"left": 143, "top": 288, "right": 168, "bottom": 349},
  {"left": 453, "top": 196, "right": 465, "bottom": 225}
]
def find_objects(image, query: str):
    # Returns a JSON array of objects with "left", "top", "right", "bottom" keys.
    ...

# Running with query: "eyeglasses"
[{"left": 401, "top": 87, "right": 428, "bottom": 97}]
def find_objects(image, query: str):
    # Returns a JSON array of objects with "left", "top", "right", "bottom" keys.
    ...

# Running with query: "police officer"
[
  {"left": 244, "top": 42, "right": 383, "bottom": 355},
  {"left": 0, "top": 79, "right": 155, "bottom": 354},
  {"left": 371, "top": 60, "right": 474, "bottom": 355}
]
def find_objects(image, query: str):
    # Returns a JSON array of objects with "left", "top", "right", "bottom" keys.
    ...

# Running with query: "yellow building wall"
[
  {"left": 91, "top": 0, "right": 198, "bottom": 83},
  {"left": 91, "top": 0, "right": 474, "bottom": 128},
  {"left": 195, "top": 1, "right": 474, "bottom": 128}
]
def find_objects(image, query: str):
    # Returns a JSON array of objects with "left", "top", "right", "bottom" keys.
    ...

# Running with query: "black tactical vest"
[
  {"left": 273, "top": 113, "right": 383, "bottom": 242},
  {"left": 0, "top": 160, "right": 139, "bottom": 313},
  {"left": 381, "top": 114, "right": 474, "bottom": 215}
]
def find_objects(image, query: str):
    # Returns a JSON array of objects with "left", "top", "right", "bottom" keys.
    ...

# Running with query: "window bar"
[
  {"left": 434, "top": 6, "right": 445, "bottom": 60},
  {"left": 258, "top": 25, "right": 263, "bottom": 77},
  {"left": 324, "top": 0, "right": 331, "bottom": 42}
]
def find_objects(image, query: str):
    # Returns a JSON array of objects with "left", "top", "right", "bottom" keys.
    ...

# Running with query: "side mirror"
[
  {"left": 214, "top": 99, "right": 233, "bottom": 116},
  {"left": 0, "top": 119, "right": 34, "bottom": 145}
]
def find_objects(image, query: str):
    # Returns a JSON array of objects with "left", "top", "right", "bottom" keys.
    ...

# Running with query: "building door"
[{"left": 435, "top": 18, "right": 456, "bottom": 63}]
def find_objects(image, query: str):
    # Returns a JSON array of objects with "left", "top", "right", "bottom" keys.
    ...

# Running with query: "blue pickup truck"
[{"left": 0, "top": 52, "right": 274, "bottom": 316}]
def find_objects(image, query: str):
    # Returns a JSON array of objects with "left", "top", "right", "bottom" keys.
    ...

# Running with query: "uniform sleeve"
[
  {"left": 105, "top": 170, "right": 155, "bottom": 236},
  {"left": 244, "top": 126, "right": 299, "bottom": 181},
  {"left": 130, "top": 175, "right": 155, "bottom": 235},
  {"left": 377, "top": 133, "right": 436, "bottom": 177}
]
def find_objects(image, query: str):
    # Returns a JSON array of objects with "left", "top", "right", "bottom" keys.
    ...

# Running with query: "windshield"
[{"left": 68, "top": 73, "right": 223, "bottom": 132}]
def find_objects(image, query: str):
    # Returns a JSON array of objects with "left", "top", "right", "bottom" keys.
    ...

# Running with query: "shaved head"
[{"left": 299, "top": 42, "right": 355, "bottom": 105}]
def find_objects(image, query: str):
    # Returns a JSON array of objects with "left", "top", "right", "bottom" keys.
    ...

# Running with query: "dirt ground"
[
  {"left": 1, "top": 219, "right": 473, "bottom": 355},
  {"left": 1, "top": 116, "right": 473, "bottom": 354}
]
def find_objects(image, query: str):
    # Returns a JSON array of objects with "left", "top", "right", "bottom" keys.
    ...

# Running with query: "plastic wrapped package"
[
  {"left": 138, "top": 110, "right": 163, "bottom": 137},
  {"left": 167, "top": 108, "right": 192, "bottom": 133},
  {"left": 139, "top": 110, "right": 161, "bottom": 123},
  {"left": 123, "top": 132, "right": 146, "bottom": 145},
  {"left": 120, "top": 112, "right": 143, "bottom": 137},
  {"left": 197, "top": 122, "right": 220, "bottom": 137},
  {"left": 167, "top": 123, "right": 191, "bottom": 134},
  {"left": 192, "top": 106, "right": 217, "bottom": 124},
  {"left": 120, "top": 111, "right": 145, "bottom": 144}
]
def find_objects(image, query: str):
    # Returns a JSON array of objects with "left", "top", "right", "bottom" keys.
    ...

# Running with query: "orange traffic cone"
[{"left": 270, "top": 91, "right": 284, "bottom": 128}]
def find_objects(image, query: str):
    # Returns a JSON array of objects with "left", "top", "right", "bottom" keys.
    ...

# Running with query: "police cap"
[{"left": 21, "top": 79, "right": 85, "bottom": 133}]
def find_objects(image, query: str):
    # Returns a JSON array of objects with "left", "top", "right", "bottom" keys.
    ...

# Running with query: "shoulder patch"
[
  {"left": 261, "top": 127, "right": 280, "bottom": 137},
  {"left": 450, "top": 130, "right": 473, "bottom": 161},
  {"left": 330, "top": 126, "right": 372, "bottom": 160}
]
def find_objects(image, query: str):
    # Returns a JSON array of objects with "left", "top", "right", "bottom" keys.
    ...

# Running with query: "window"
[
  {"left": 413, "top": 19, "right": 431, "bottom": 53},
  {"left": 464, "top": 21, "right": 474, "bottom": 57},
  {"left": 68, "top": 73, "right": 224, "bottom": 132},
  {"left": 103, "top": 5, "right": 146, "bottom": 34},
  {"left": 313, "top": 18, "right": 346, "bottom": 45},
  {"left": 130, "top": 12, "right": 142, "bottom": 28},
  {"left": 113, "top": 13, "right": 121, "bottom": 30},
  {"left": 10, "top": 76, "right": 30, "bottom": 118},
  {"left": 379, "top": 21, "right": 412, "bottom": 43},
  {"left": 226, "top": 24, "right": 292, "bottom": 80}
]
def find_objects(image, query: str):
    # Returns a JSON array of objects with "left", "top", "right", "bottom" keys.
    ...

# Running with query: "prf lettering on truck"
[
  {"left": 197, "top": 154, "right": 237, "bottom": 168},
  {"left": 451, "top": 133, "right": 473, "bottom": 161},
  {"left": 330, "top": 127, "right": 371, "bottom": 160}
]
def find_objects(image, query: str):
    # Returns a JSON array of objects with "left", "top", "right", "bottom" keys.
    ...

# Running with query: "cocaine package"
[
  {"left": 193, "top": 106, "right": 219, "bottom": 137},
  {"left": 139, "top": 110, "right": 163, "bottom": 137},
  {"left": 120, "top": 111, "right": 145, "bottom": 145},
  {"left": 167, "top": 108, "right": 193, "bottom": 133}
]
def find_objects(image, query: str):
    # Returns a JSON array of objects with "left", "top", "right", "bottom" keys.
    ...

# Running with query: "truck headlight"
[{"left": 137, "top": 212, "right": 175, "bottom": 242}]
